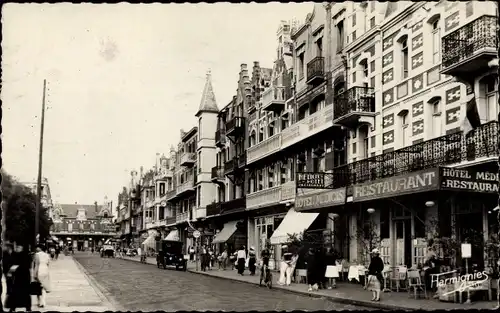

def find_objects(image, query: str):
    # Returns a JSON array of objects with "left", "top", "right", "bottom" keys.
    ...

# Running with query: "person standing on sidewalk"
[
  {"left": 33, "top": 245, "right": 51, "bottom": 308},
  {"left": 305, "top": 248, "right": 318, "bottom": 292},
  {"left": 236, "top": 246, "right": 246, "bottom": 276},
  {"left": 248, "top": 247, "right": 256, "bottom": 275},
  {"left": 324, "top": 247, "right": 338, "bottom": 289},
  {"left": 55, "top": 246, "right": 60, "bottom": 260},
  {"left": 366, "top": 248, "right": 384, "bottom": 302},
  {"left": 5, "top": 243, "right": 32, "bottom": 312}
]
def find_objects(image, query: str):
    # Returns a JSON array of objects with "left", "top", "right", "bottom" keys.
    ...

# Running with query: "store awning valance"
[
  {"left": 270, "top": 208, "right": 319, "bottom": 245},
  {"left": 212, "top": 221, "right": 238, "bottom": 244},
  {"left": 165, "top": 229, "right": 180, "bottom": 241}
]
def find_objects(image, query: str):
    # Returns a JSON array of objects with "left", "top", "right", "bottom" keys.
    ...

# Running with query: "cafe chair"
[{"left": 407, "top": 269, "right": 427, "bottom": 299}]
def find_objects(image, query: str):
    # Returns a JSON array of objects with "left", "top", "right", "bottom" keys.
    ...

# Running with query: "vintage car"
[
  {"left": 101, "top": 244, "right": 115, "bottom": 258},
  {"left": 156, "top": 240, "right": 187, "bottom": 271}
]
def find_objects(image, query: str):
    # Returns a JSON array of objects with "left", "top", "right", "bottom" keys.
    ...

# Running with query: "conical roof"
[{"left": 196, "top": 69, "right": 219, "bottom": 116}]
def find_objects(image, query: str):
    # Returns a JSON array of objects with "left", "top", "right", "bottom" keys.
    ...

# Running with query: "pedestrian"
[
  {"left": 189, "top": 246, "right": 195, "bottom": 263},
  {"left": 55, "top": 246, "right": 60, "bottom": 260},
  {"left": 220, "top": 248, "right": 228, "bottom": 270},
  {"left": 317, "top": 247, "right": 327, "bottom": 289},
  {"left": 236, "top": 246, "right": 246, "bottom": 276},
  {"left": 4, "top": 243, "right": 32, "bottom": 312},
  {"left": 3, "top": 243, "right": 14, "bottom": 306},
  {"left": 305, "top": 248, "right": 318, "bottom": 291},
  {"left": 279, "top": 245, "right": 295, "bottom": 286},
  {"left": 208, "top": 247, "right": 214, "bottom": 270},
  {"left": 33, "top": 244, "right": 51, "bottom": 308},
  {"left": 248, "top": 247, "right": 256, "bottom": 275},
  {"left": 49, "top": 246, "right": 55, "bottom": 260},
  {"left": 366, "top": 248, "right": 384, "bottom": 302},
  {"left": 324, "top": 247, "right": 338, "bottom": 289}
]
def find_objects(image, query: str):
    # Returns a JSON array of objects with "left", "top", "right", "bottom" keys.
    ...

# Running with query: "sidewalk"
[
  {"left": 1, "top": 254, "right": 115, "bottom": 312},
  {"left": 187, "top": 267, "right": 499, "bottom": 311}
]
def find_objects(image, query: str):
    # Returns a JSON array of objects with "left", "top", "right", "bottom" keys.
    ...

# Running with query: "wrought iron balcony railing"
[
  {"left": 224, "top": 158, "right": 236, "bottom": 175},
  {"left": 442, "top": 15, "right": 498, "bottom": 71},
  {"left": 306, "top": 56, "right": 325, "bottom": 84},
  {"left": 220, "top": 197, "right": 246, "bottom": 214},
  {"left": 215, "top": 129, "right": 226, "bottom": 147},
  {"left": 211, "top": 166, "right": 224, "bottom": 180},
  {"left": 334, "top": 121, "right": 498, "bottom": 187},
  {"left": 333, "top": 86, "right": 375, "bottom": 120},
  {"left": 225, "top": 116, "right": 245, "bottom": 136}
]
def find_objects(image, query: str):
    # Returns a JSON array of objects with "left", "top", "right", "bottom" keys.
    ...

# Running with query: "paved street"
[{"left": 74, "top": 253, "right": 373, "bottom": 311}]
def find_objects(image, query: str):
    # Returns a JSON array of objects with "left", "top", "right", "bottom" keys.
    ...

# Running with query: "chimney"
[
  {"left": 240, "top": 63, "right": 247, "bottom": 71},
  {"left": 254, "top": 61, "right": 260, "bottom": 67},
  {"left": 94, "top": 201, "right": 98, "bottom": 214},
  {"left": 140, "top": 166, "right": 144, "bottom": 179}
]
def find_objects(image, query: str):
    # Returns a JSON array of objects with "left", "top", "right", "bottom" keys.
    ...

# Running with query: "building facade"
[{"left": 51, "top": 199, "right": 115, "bottom": 250}]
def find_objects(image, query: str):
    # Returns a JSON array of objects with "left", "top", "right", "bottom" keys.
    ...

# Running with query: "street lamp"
[
  {"left": 425, "top": 201, "right": 435, "bottom": 207},
  {"left": 367, "top": 208, "right": 375, "bottom": 214}
]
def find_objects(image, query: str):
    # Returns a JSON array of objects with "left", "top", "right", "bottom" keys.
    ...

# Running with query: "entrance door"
[{"left": 394, "top": 219, "right": 412, "bottom": 267}]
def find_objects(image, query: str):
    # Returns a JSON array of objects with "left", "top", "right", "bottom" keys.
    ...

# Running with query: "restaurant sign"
[
  {"left": 440, "top": 167, "right": 498, "bottom": 194},
  {"left": 295, "top": 188, "right": 346, "bottom": 211},
  {"left": 352, "top": 168, "right": 439, "bottom": 202}
]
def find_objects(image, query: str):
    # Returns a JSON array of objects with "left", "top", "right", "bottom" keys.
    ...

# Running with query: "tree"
[
  {"left": 1, "top": 170, "right": 52, "bottom": 248},
  {"left": 352, "top": 218, "right": 380, "bottom": 265}
]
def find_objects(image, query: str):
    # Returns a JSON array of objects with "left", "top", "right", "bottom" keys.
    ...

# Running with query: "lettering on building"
[
  {"left": 296, "top": 189, "right": 346, "bottom": 211},
  {"left": 440, "top": 167, "right": 499, "bottom": 194},
  {"left": 353, "top": 169, "right": 439, "bottom": 202}
]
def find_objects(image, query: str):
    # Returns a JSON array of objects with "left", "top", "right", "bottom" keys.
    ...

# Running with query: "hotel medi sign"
[
  {"left": 295, "top": 188, "right": 346, "bottom": 211},
  {"left": 440, "top": 167, "right": 498, "bottom": 194}
]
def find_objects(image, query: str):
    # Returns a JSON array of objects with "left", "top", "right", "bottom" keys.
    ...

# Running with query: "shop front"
[{"left": 212, "top": 219, "right": 247, "bottom": 255}]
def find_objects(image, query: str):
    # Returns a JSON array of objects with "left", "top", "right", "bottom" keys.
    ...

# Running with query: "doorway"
[{"left": 394, "top": 219, "right": 412, "bottom": 267}]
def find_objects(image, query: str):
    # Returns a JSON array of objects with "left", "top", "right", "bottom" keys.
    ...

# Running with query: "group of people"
[{"left": 3, "top": 243, "right": 52, "bottom": 311}]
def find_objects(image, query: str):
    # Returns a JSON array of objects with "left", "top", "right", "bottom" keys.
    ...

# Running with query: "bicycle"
[{"left": 259, "top": 262, "right": 273, "bottom": 289}]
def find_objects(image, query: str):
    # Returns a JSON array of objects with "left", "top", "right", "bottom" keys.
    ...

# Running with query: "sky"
[{"left": 2, "top": 3, "right": 313, "bottom": 207}]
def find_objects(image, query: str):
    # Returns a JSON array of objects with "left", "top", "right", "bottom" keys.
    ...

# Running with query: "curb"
[
  {"left": 187, "top": 269, "right": 414, "bottom": 311},
  {"left": 72, "top": 256, "right": 126, "bottom": 311}
]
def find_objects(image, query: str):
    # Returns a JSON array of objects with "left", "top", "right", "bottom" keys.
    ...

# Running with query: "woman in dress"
[
  {"left": 236, "top": 246, "right": 246, "bottom": 275},
  {"left": 248, "top": 247, "right": 257, "bottom": 275},
  {"left": 366, "top": 248, "right": 384, "bottom": 302},
  {"left": 5, "top": 243, "right": 32, "bottom": 312},
  {"left": 324, "top": 247, "right": 338, "bottom": 289},
  {"left": 33, "top": 244, "right": 51, "bottom": 308}
]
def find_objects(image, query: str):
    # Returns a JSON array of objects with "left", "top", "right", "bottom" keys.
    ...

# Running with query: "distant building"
[
  {"left": 22, "top": 177, "right": 54, "bottom": 219},
  {"left": 50, "top": 199, "right": 116, "bottom": 250}
]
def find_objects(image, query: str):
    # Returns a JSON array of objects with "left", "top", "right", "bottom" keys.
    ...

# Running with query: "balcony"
[
  {"left": 238, "top": 152, "right": 247, "bottom": 168},
  {"left": 247, "top": 134, "right": 281, "bottom": 165},
  {"left": 176, "top": 212, "right": 189, "bottom": 224},
  {"left": 306, "top": 57, "right": 325, "bottom": 85},
  {"left": 224, "top": 158, "right": 236, "bottom": 175},
  {"left": 220, "top": 197, "right": 246, "bottom": 215},
  {"left": 166, "top": 216, "right": 176, "bottom": 225},
  {"left": 206, "top": 202, "right": 223, "bottom": 217},
  {"left": 215, "top": 129, "right": 226, "bottom": 148},
  {"left": 281, "top": 105, "right": 334, "bottom": 149},
  {"left": 225, "top": 116, "right": 245, "bottom": 138},
  {"left": 333, "top": 87, "right": 376, "bottom": 128},
  {"left": 442, "top": 15, "right": 498, "bottom": 79},
  {"left": 166, "top": 189, "right": 176, "bottom": 201},
  {"left": 211, "top": 166, "right": 224, "bottom": 182},
  {"left": 176, "top": 179, "right": 195, "bottom": 197},
  {"left": 262, "top": 86, "right": 287, "bottom": 112},
  {"left": 247, "top": 186, "right": 281, "bottom": 210},
  {"left": 180, "top": 152, "right": 196, "bottom": 167},
  {"left": 331, "top": 121, "right": 498, "bottom": 187}
]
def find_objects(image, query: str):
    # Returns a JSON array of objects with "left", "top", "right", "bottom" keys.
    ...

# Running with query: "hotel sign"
[
  {"left": 440, "top": 167, "right": 498, "bottom": 194},
  {"left": 295, "top": 188, "right": 346, "bottom": 211},
  {"left": 352, "top": 168, "right": 440, "bottom": 202}
]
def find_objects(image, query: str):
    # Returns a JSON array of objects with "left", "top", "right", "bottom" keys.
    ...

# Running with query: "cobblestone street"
[{"left": 74, "top": 253, "right": 373, "bottom": 311}]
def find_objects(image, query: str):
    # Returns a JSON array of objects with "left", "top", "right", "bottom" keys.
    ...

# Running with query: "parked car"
[
  {"left": 101, "top": 245, "right": 115, "bottom": 258},
  {"left": 156, "top": 240, "right": 187, "bottom": 271}
]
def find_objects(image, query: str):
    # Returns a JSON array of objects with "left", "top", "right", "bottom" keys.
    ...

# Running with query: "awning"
[
  {"left": 165, "top": 229, "right": 180, "bottom": 241},
  {"left": 270, "top": 208, "right": 319, "bottom": 245},
  {"left": 142, "top": 233, "right": 156, "bottom": 250},
  {"left": 212, "top": 221, "right": 238, "bottom": 244}
]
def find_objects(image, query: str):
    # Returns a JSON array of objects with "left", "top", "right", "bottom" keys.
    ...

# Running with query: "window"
[
  {"left": 316, "top": 37, "right": 323, "bottom": 57},
  {"left": 352, "top": 72, "right": 357, "bottom": 83},
  {"left": 298, "top": 53, "right": 305, "bottom": 79},
  {"left": 352, "top": 30, "right": 357, "bottom": 41},
  {"left": 352, "top": 14, "right": 356, "bottom": 27},
  {"left": 485, "top": 76, "right": 498, "bottom": 121},
  {"left": 259, "top": 128, "right": 264, "bottom": 142},
  {"left": 430, "top": 98, "right": 442, "bottom": 137},
  {"left": 198, "top": 152, "right": 202, "bottom": 173},
  {"left": 432, "top": 24, "right": 440, "bottom": 64},
  {"left": 401, "top": 39, "right": 409, "bottom": 79},
  {"left": 370, "top": 17, "right": 375, "bottom": 28},
  {"left": 362, "top": 60, "right": 369, "bottom": 79},
  {"left": 67, "top": 223, "right": 73, "bottom": 232},
  {"left": 267, "top": 165, "right": 275, "bottom": 188},
  {"left": 370, "top": 76, "right": 376, "bottom": 88},
  {"left": 337, "top": 21, "right": 344, "bottom": 52}
]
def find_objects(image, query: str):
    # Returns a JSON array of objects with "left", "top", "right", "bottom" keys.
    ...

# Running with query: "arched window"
[
  {"left": 427, "top": 14, "right": 441, "bottom": 64},
  {"left": 427, "top": 96, "right": 442, "bottom": 138},
  {"left": 397, "top": 35, "right": 409, "bottom": 79},
  {"left": 103, "top": 212, "right": 109, "bottom": 218},
  {"left": 249, "top": 131, "right": 257, "bottom": 147},
  {"left": 398, "top": 109, "right": 409, "bottom": 147}
]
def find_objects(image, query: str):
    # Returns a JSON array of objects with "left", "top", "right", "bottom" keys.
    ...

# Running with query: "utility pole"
[{"left": 35, "top": 79, "right": 47, "bottom": 251}]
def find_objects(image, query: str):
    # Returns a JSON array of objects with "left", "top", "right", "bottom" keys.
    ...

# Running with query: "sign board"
[
  {"left": 295, "top": 188, "right": 346, "bottom": 211},
  {"left": 352, "top": 168, "right": 439, "bottom": 202},
  {"left": 440, "top": 167, "right": 498, "bottom": 194},
  {"left": 193, "top": 230, "right": 201, "bottom": 239},
  {"left": 461, "top": 243, "right": 472, "bottom": 258}
]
